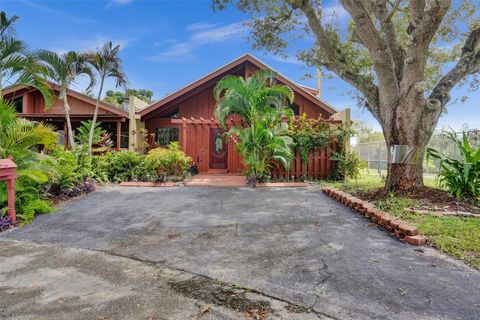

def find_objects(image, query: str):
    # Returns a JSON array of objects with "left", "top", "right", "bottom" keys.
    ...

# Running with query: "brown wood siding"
[
  {"left": 29, "top": 91, "right": 109, "bottom": 115},
  {"left": 144, "top": 60, "right": 336, "bottom": 175}
]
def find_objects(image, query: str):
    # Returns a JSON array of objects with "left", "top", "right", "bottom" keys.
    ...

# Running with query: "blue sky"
[{"left": 2, "top": 0, "right": 479, "bottom": 132}]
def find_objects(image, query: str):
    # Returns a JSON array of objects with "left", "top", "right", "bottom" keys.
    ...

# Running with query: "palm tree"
[
  {"left": 0, "top": 11, "right": 52, "bottom": 105},
  {"left": 36, "top": 50, "right": 95, "bottom": 150},
  {"left": 214, "top": 69, "right": 295, "bottom": 185},
  {"left": 85, "top": 42, "right": 127, "bottom": 157}
]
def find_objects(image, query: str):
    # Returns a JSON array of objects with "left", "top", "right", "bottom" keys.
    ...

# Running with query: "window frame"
[{"left": 155, "top": 127, "right": 180, "bottom": 147}]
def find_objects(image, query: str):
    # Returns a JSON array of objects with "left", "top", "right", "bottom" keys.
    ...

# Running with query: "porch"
[{"left": 21, "top": 114, "right": 129, "bottom": 150}]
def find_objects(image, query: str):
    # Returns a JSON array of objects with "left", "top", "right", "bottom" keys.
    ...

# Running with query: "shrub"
[
  {"left": 330, "top": 151, "right": 365, "bottom": 180},
  {"left": 427, "top": 131, "right": 480, "bottom": 200},
  {"left": 145, "top": 142, "right": 192, "bottom": 181},
  {"left": 76, "top": 120, "right": 113, "bottom": 154},
  {"left": 104, "top": 150, "right": 152, "bottom": 182},
  {"left": 0, "top": 167, "right": 55, "bottom": 224},
  {"left": 41, "top": 148, "right": 83, "bottom": 195}
]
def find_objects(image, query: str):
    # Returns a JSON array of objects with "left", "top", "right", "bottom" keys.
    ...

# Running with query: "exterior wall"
[
  {"left": 144, "top": 62, "right": 337, "bottom": 174},
  {"left": 4, "top": 87, "right": 129, "bottom": 150},
  {"left": 129, "top": 96, "right": 149, "bottom": 152},
  {"left": 26, "top": 91, "right": 109, "bottom": 115}
]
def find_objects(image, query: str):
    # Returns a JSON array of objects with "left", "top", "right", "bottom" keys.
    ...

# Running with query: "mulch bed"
[{"left": 355, "top": 187, "right": 480, "bottom": 215}]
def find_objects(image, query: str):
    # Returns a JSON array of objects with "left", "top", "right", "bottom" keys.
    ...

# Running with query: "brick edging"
[{"left": 322, "top": 187, "right": 427, "bottom": 246}]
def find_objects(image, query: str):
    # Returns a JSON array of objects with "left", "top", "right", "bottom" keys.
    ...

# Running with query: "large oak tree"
[{"left": 212, "top": 0, "right": 480, "bottom": 191}]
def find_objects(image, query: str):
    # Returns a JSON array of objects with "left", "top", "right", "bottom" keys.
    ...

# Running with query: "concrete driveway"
[{"left": 1, "top": 186, "right": 479, "bottom": 319}]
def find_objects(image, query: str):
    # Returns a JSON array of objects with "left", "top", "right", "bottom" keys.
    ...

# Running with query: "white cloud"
[
  {"left": 51, "top": 34, "right": 135, "bottom": 54},
  {"left": 19, "top": 0, "right": 98, "bottom": 25},
  {"left": 149, "top": 43, "right": 194, "bottom": 62},
  {"left": 185, "top": 22, "right": 220, "bottom": 32},
  {"left": 105, "top": 0, "right": 134, "bottom": 9},
  {"left": 149, "top": 21, "right": 249, "bottom": 62}
]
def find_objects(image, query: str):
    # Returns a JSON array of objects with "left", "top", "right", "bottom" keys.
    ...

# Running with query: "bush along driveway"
[{"left": 1, "top": 185, "right": 480, "bottom": 319}]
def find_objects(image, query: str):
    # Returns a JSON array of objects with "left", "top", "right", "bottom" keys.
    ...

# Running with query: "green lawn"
[{"left": 321, "top": 172, "right": 480, "bottom": 269}]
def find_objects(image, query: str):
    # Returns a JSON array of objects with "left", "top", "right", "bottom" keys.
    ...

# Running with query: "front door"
[{"left": 209, "top": 128, "right": 228, "bottom": 169}]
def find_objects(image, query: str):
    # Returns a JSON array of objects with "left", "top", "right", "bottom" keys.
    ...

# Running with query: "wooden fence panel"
[{"left": 271, "top": 144, "right": 338, "bottom": 181}]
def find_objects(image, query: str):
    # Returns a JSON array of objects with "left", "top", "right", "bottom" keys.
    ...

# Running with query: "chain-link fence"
[{"left": 354, "top": 128, "right": 480, "bottom": 175}]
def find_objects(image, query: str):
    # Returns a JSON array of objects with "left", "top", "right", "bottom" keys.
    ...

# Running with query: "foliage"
[
  {"left": 0, "top": 214, "right": 12, "bottom": 231},
  {"left": 104, "top": 88, "right": 154, "bottom": 107},
  {"left": 0, "top": 165, "right": 54, "bottom": 224},
  {"left": 36, "top": 49, "right": 95, "bottom": 149},
  {"left": 427, "top": 131, "right": 480, "bottom": 200},
  {"left": 212, "top": 0, "right": 480, "bottom": 191},
  {"left": 231, "top": 118, "right": 294, "bottom": 183},
  {"left": 75, "top": 120, "right": 113, "bottom": 154},
  {"left": 330, "top": 151, "right": 365, "bottom": 180},
  {"left": 0, "top": 11, "right": 52, "bottom": 105},
  {"left": 214, "top": 69, "right": 295, "bottom": 184},
  {"left": 288, "top": 114, "right": 341, "bottom": 178},
  {"left": 131, "top": 128, "right": 152, "bottom": 153},
  {"left": 352, "top": 121, "right": 384, "bottom": 144},
  {"left": 145, "top": 142, "right": 192, "bottom": 181},
  {"left": 0, "top": 100, "right": 57, "bottom": 224},
  {"left": 0, "top": 100, "right": 57, "bottom": 163},
  {"left": 84, "top": 42, "right": 127, "bottom": 157},
  {"left": 374, "top": 194, "right": 420, "bottom": 219},
  {"left": 103, "top": 151, "right": 151, "bottom": 183}
]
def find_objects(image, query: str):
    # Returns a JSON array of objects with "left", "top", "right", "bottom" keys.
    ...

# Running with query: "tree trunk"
[
  {"left": 381, "top": 97, "right": 435, "bottom": 192},
  {"left": 385, "top": 162, "right": 424, "bottom": 191},
  {"left": 88, "top": 78, "right": 104, "bottom": 157},
  {"left": 63, "top": 94, "right": 75, "bottom": 150}
]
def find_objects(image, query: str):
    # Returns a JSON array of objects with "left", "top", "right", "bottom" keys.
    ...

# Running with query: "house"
[
  {"left": 2, "top": 81, "right": 130, "bottom": 150},
  {"left": 2, "top": 54, "right": 349, "bottom": 178},
  {"left": 139, "top": 54, "right": 348, "bottom": 175}
]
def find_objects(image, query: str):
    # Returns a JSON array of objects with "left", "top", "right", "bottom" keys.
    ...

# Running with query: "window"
[
  {"left": 160, "top": 108, "right": 179, "bottom": 119},
  {"left": 289, "top": 104, "right": 300, "bottom": 116},
  {"left": 12, "top": 97, "right": 23, "bottom": 113},
  {"left": 156, "top": 127, "right": 179, "bottom": 147}
]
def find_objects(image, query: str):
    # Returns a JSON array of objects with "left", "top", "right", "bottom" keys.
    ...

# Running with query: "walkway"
[{"left": 185, "top": 173, "right": 246, "bottom": 187}]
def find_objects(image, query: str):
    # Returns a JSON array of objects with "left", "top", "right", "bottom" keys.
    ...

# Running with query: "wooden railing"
[{"left": 271, "top": 143, "right": 338, "bottom": 180}]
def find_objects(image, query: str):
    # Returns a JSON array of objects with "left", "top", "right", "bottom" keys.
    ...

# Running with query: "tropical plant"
[
  {"left": 76, "top": 120, "right": 113, "bottom": 154},
  {"left": 289, "top": 114, "right": 336, "bottom": 179},
  {"left": 427, "top": 131, "right": 480, "bottom": 200},
  {"left": 213, "top": 0, "right": 480, "bottom": 192},
  {"left": 214, "top": 69, "right": 295, "bottom": 185},
  {"left": 145, "top": 142, "right": 192, "bottom": 181},
  {"left": 231, "top": 117, "right": 294, "bottom": 185},
  {"left": 104, "top": 151, "right": 151, "bottom": 183},
  {"left": 36, "top": 49, "right": 95, "bottom": 149},
  {"left": 0, "top": 99, "right": 57, "bottom": 223},
  {"left": 330, "top": 151, "right": 366, "bottom": 181},
  {"left": 85, "top": 42, "right": 127, "bottom": 157},
  {"left": 0, "top": 99, "right": 57, "bottom": 164},
  {"left": 0, "top": 11, "right": 52, "bottom": 105}
]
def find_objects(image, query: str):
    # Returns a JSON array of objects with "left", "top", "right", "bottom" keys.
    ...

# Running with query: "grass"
[{"left": 321, "top": 171, "right": 480, "bottom": 270}]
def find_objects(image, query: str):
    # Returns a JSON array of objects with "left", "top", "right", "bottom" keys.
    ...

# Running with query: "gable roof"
[
  {"left": 139, "top": 53, "right": 337, "bottom": 118},
  {"left": 2, "top": 81, "right": 129, "bottom": 118}
]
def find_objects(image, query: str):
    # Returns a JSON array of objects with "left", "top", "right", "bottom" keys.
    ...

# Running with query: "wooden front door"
[{"left": 209, "top": 128, "right": 228, "bottom": 169}]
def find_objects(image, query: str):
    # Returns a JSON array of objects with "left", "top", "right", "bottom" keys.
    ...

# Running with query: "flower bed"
[{"left": 322, "top": 187, "right": 427, "bottom": 246}]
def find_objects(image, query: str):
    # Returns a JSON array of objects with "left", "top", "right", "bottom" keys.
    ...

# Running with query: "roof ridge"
[{"left": 140, "top": 53, "right": 336, "bottom": 117}]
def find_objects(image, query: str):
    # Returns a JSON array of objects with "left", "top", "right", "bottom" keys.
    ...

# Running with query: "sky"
[{"left": 1, "top": 0, "right": 479, "bottom": 132}]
